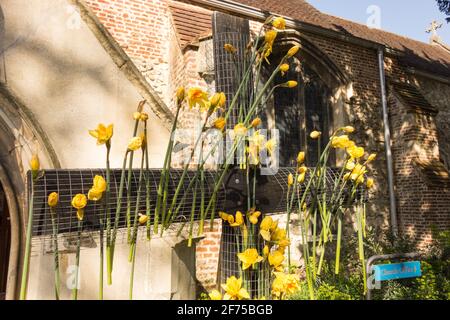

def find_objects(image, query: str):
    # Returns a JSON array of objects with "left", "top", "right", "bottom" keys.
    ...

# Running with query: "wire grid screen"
[
  {"left": 213, "top": 14, "right": 253, "bottom": 128},
  {"left": 28, "top": 169, "right": 225, "bottom": 252},
  {"left": 219, "top": 167, "right": 367, "bottom": 296}
]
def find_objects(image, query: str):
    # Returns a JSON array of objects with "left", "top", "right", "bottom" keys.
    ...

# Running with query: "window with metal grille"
[{"left": 258, "top": 53, "right": 334, "bottom": 167}]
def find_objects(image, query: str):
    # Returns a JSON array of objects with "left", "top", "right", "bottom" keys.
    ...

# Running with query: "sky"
[{"left": 306, "top": 0, "right": 450, "bottom": 44}]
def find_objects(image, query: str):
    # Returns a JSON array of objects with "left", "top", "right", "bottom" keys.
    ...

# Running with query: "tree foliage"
[{"left": 437, "top": 0, "right": 450, "bottom": 22}]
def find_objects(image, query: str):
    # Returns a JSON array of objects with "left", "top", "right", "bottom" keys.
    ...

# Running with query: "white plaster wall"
[{"left": 1, "top": 0, "right": 169, "bottom": 169}]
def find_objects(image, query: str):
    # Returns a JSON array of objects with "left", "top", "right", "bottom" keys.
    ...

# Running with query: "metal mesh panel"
[{"left": 28, "top": 169, "right": 226, "bottom": 242}]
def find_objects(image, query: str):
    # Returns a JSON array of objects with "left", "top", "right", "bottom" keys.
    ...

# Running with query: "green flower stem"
[
  {"left": 126, "top": 121, "right": 140, "bottom": 243},
  {"left": 144, "top": 122, "right": 152, "bottom": 240},
  {"left": 129, "top": 235, "right": 137, "bottom": 300},
  {"left": 102, "top": 142, "right": 111, "bottom": 299},
  {"left": 108, "top": 151, "right": 129, "bottom": 284},
  {"left": 72, "top": 219, "right": 83, "bottom": 300},
  {"left": 335, "top": 212, "right": 342, "bottom": 275},
  {"left": 50, "top": 207, "right": 60, "bottom": 300},
  {"left": 20, "top": 175, "right": 35, "bottom": 300},
  {"left": 129, "top": 151, "right": 146, "bottom": 262},
  {"left": 187, "top": 177, "right": 199, "bottom": 248}
]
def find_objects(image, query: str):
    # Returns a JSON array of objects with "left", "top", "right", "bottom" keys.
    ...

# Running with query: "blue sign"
[{"left": 373, "top": 261, "right": 422, "bottom": 281}]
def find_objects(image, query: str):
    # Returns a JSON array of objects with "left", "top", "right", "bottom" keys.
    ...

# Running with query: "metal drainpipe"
[{"left": 378, "top": 47, "right": 398, "bottom": 237}]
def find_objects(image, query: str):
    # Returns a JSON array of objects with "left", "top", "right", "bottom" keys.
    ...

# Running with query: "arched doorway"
[{"left": 0, "top": 182, "right": 10, "bottom": 300}]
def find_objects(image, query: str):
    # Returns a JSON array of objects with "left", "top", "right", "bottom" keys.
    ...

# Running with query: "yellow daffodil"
[
  {"left": 260, "top": 216, "right": 273, "bottom": 231},
  {"left": 138, "top": 214, "right": 149, "bottom": 225},
  {"left": 89, "top": 124, "right": 114, "bottom": 146},
  {"left": 93, "top": 175, "right": 107, "bottom": 193},
  {"left": 298, "top": 165, "right": 307, "bottom": 174},
  {"left": 286, "top": 45, "right": 300, "bottom": 58},
  {"left": 48, "top": 192, "right": 58, "bottom": 208},
  {"left": 350, "top": 164, "right": 367, "bottom": 182},
  {"left": 347, "top": 145, "right": 365, "bottom": 159},
  {"left": 213, "top": 117, "right": 226, "bottom": 131},
  {"left": 271, "top": 228, "right": 287, "bottom": 242},
  {"left": 249, "top": 130, "right": 266, "bottom": 149},
  {"left": 234, "top": 123, "right": 248, "bottom": 137},
  {"left": 224, "top": 43, "right": 237, "bottom": 54},
  {"left": 209, "top": 290, "right": 222, "bottom": 300},
  {"left": 343, "top": 126, "right": 355, "bottom": 133},
  {"left": 187, "top": 87, "right": 209, "bottom": 110},
  {"left": 265, "top": 30, "right": 277, "bottom": 46},
  {"left": 249, "top": 211, "right": 262, "bottom": 225},
  {"left": 268, "top": 251, "right": 285, "bottom": 271},
  {"left": 251, "top": 117, "right": 262, "bottom": 128},
  {"left": 272, "top": 272, "right": 300, "bottom": 298},
  {"left": 331, "top": 135, "right": 353, "bottom": 149},
  {"left": 221, "top": 276, "right": 250, "bottom": 300},
  {"left": 128, "top": 136, "right": 143, "bottom": 151},
  {"left": 278, "top": 238, "right": 291, "bottom": 248},
  {"left": 265, "top": 138, "right": 277, "bottom": 155},
  {"left": 219, "top": 211, "right": 230, "bottom": 222},
  {"left": 272, "top": 17, "right": 286, "bottom": 30},
  {"left": 288, "top": 173, "right": 294, "bottom": 187},
  {"left": 72, "top": 194, "right": 87, "bottom": 221},
  {"left": 310, "top": 131, "right": 322, "bottom": 139},
  {"left": 30, "top": 154, "right": 40, "bottom": 172},
  {"left": 280, "top": 63, "right": 289, "bottom": 76},
  {"left": 230, "top": 211, "right": 244, "bottom": 227},
  {"left": 88, "top": 188, "right": 103, "bottom": 201},
  {"left": 346, "top": 160, "right": 356, "bottom": 171},
  {"left": 367, "top": 178, "right": 375, "bottom": 189},
  {"left": 237, "top": 248, "right": 264, "bottom": 270}
]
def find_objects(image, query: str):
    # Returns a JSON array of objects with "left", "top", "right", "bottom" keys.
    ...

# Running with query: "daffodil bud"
[
  {"left": 286, "top": 45, "right": 300, "bottom": 58},
  {"left": 210, "top": 92, "right": 226, "bottom": 108},
  {"left": 280, "top": 63, "right": 289, "bottom": 76},
  {"left": 233, "top": 123, "right": 248, "bottom": 137},
  {"left": 288, "top": 173, "right": 294, "bottom": 187},
  {"left": 224, "top": 43, "right": 237, "bottom": 54},
  {"left": 251, "top": 117, "right": 262, "bottom": 128},
  {"left": 310, "top": 131, "right": 322, "bottom": 139},
  {"left": 48, "top": 192, "right": 59, "bottom": 208},
  {"left": 30, "top": 154, "right": 40, "bottom": 172},
  {"left": 367, "top": 153, "right": 377, "bottom": 163},
  {"left": 263, "top": 245, "right": 270, "bottom": 256},
  {"left": 298, "top": 165, "right": 307, "bottom": 174},
  {"left": 343, "top": 126, "right": 355, "bottom": 133},
  {"left": 367, "top": 178, "right": 375, "bottom": 189},
  {"left": 297, "top": 151, "right": 305, "bottom": 164},
  {"left": 282, "top": 81, "right": 298, "bottom": 88},
  {"left": 213, "top": 117, "right": 226, "bottom": 131},
  {"left": 138, "top": 214, "right": 149, "bottom": 225},
  {"left": 176, "top": 87, "right": 185, "bottom": 102},
  {"left": 140, "top": 113, "right": 149, "bottom": 121},
  {"left": 128, "top": 136, "right": 143, "bottom": 151},
  {"left": 133, "top": 112, "right": 141, "bottom": 120},
  {"left": 297, "top": 172, "right": 306, "bottom": 184}
]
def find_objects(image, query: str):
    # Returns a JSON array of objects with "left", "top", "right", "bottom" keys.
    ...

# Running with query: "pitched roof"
[
  {"left": 220, "top": 0, "right": 450, "bottom": 78},
  {"left": 169, "top": 1, "right": 212, "bottom": 48}
]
